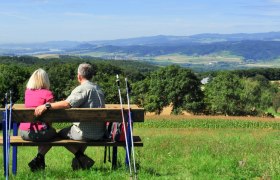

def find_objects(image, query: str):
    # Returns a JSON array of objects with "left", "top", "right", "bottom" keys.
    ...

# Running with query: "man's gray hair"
[{"left": 78, "top": 63, "right": 93, "bottom": 80}]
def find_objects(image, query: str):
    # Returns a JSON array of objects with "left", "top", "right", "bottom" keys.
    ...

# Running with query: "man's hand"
[{"left": 34, "top": 104, "right": 47, "bottom": 116}]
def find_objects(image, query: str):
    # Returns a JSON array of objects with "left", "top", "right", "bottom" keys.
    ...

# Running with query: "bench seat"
[{"left": 0, "top": 136, "right": 143, "bottom": 147}]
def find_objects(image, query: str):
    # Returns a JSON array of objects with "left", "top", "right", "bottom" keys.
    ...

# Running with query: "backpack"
[
  {"left": 103, "top": 121, "right": 128, "bottom": 163},
  {"left": 104, "top": 122, "right": 127, "bottom": 142}
]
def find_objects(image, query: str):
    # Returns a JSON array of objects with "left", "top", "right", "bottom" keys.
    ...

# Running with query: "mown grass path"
[{"left": 1, "top": 116, "right": 280, "bottom": 179}]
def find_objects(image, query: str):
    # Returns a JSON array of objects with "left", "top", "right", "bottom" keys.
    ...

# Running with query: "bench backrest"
[{"left": 1, "top": 104, "right": 144, "bottom": 123}]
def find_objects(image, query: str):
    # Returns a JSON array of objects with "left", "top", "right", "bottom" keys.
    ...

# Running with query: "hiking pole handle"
[
  {"left": 4, "top": 93, "right": 8, "bottom": 107},
  {"left": 9, "top": 90, "right": 13, "bottom": 103},
  {"left": 116, "top": 74, "right": 120, "bottom": 87},
  {"left": 125, "top": 78, "right": 131, "bottom": 94}
]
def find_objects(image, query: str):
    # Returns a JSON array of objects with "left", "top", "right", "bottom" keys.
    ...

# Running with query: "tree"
[
  {"left": 204, "top": 72, "right": 243, "bottom": 115},
  {"left": 272, "top": 92, "right": 280, "bottom": 113},
  {"left": 240, "top": 75, "right": 276, "bottom": 115},
  {"left": 204, "top": 72, "right": 275, "bottom": 116},
  {"left": 132, "top": 65, "right": 204, "bottom": 114},
  {"left": 95, "top": 72, "right": 120, "bottom": 104},
  {"left": 46, "top": 62, "right": 78, "bottom": 100},
  {"left": 0, "top": 64, "right": 30, "bottom": 105}
]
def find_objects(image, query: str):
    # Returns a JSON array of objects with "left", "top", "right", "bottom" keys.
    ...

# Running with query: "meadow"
[{"left": 1, "top": 116, "right": 280, "bottom": 179}]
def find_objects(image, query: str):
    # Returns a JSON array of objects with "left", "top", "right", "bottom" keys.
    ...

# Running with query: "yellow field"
[{"left": 34, "top": 54, "right": 60, "bottom": 59}]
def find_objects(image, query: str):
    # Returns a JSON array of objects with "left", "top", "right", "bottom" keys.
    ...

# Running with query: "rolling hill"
[{"left": 1, "top": 32, "right": 280, "bottom": 70}]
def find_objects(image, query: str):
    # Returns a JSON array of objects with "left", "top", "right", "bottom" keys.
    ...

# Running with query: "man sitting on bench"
[{"left": 35, "top": 63, "right": 105, "bottom": 170}]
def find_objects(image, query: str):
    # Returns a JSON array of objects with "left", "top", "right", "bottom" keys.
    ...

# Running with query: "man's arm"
[{"left": 34, "top": 100, "right": 71, "bottom": 116}]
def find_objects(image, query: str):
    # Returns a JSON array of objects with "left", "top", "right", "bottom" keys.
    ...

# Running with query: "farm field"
[
  {"left": 34, "top": 54, "right": 60, "bottom": 59},
  {"left": 153, "top": 53, "right": 243, "bottom": 64},
  {"left": 1, "top": 116, "right": 280, "bottom": 179}
]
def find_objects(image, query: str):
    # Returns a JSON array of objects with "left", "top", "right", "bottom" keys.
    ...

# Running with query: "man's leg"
[
  {"left": 59, "top": 125, "right": 86, "bottom": 153},
  {"left": 59, "top": 126, "right": 94, "bottom": 170},
  {"left": 64, "top": 144, "right": 87, "bottom": 154}
]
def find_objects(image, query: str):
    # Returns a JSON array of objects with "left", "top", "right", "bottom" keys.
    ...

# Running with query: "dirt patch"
[
  {"left": 144, "top": 105, "right": 280, "bottom": 121},
  {"left": 145, "top": 105, "right": 192, "bottom": 116}
]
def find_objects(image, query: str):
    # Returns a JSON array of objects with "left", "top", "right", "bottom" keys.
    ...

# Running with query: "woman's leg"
[
  {"left": 38, "top": 145, "right": 52, "bottom": 155},
  {"left": 19, "top": 128, "right": 57, "bottom": 171}
]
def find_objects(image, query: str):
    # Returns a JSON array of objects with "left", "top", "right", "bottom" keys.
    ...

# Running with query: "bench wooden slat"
[
  {"left": 0, "top": 136, "right": 143, "bottom": 147},
  {"left": 11, "top": 104, "right": 140, "bottom": 109},
  {"left": 0, "top": 104, "right": 144, "bottom": 123}
]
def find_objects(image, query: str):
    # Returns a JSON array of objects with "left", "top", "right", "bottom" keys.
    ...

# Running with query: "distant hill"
[
  {"left": 73, "top": 40, "right": 280, "bottom": 61},
  {"left": 67, "top": 32, "right": 280, "bottom": 62},
  {"left": 1, "top": 32, "right": 280, "bottom": 64},
  {"left": 86, "top": 32, "right": 280, "bottom": 46}
]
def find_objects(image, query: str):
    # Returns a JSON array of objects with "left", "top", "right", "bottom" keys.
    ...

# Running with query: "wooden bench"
[{"left": 1, "top": 104, "right": 144, "bottom": 176}]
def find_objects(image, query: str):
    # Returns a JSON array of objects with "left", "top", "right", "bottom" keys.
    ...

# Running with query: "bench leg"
[
  {"left": 12, "top": 122, "right": 18, "bottom": 175},
  {"left": 2, "top": 111, "right": 8, "bottom": 178},
  {"left": 112, "top": 147, "right": 117, "bottom": 169}
]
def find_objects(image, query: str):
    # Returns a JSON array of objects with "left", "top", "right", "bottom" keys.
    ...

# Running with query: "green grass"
[
  {"left": 136, "top": 118, "right": 280, "bottom": 129},
  {"left": 267, "top": 107, "right": 280, "bottom": 117},
  {"left": 2, "top": 118, "right": 280, "bottom": 179}
]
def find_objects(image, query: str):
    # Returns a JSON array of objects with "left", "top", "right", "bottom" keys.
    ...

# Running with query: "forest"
[{"left": 0, "top": 55, "right": 280, "bottom": 116}]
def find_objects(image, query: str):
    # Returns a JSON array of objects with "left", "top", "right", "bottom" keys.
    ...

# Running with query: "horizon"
[
  {"left": 1, "top": 31, "right": 280, "bottom": 45},
  {"left": 1, "top": 0, "right": 280, "bottom": 43}
]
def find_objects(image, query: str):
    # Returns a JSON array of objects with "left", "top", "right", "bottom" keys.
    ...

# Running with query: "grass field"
[
  {"left": 153, "top": 53, "right": 243, "bottom": 64},
  {"left": 1, "top": 117, "right": 280, "bottom": 179}
]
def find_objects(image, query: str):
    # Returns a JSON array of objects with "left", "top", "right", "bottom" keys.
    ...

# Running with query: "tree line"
[{"left": 0, "top": 56, "right": 280, "bottom": 116}]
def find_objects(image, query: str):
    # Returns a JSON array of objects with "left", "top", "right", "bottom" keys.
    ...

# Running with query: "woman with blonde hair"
[{"left": 19, "top": 68, "right": 57, "bottom": 172}]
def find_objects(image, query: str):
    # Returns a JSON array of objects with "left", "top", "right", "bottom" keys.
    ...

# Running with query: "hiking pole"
[
  {"left": 125, "top": 78, "right": 137, "bottom": 179},
  {"left": 8, "top": 91, "right": 12, "bottom": 148},
  {"left": 5, "top": 91, "right": 13, "bottom": 179},
  {"left": 116, "top": 74, "right": 132, "bottom": 177},
  {"left": 8, "top": 91, "right": 14, "bottom": 176}
]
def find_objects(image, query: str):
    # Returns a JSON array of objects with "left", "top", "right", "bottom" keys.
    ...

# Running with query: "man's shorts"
[{"left": 58, "top": 125, "right": 83, "bottom": 140}]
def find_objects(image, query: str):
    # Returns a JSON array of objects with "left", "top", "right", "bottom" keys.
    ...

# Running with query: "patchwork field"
[{"left": 153, "top": 53, "right": 243, "bottom": 64}]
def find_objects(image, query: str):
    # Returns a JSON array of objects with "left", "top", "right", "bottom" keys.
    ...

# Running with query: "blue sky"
[{"left": 1, "top": 0, "right": 280, "bottom": 43}]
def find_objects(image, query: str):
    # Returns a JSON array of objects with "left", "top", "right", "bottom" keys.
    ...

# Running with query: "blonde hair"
[{"left": 26, "top": 68, "right": 50, "bottom": 90}]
